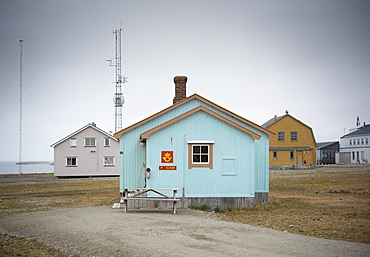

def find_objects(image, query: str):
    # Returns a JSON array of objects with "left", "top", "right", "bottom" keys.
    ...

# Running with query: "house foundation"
[{"left": 121, "top": 194, "right": 268, "bottom": 211}]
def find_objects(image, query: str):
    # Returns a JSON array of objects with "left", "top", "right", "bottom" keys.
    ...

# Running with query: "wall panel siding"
[
  {"left": 54, "top": 127, "right": 119, "bottom": 177},
  {"left": 120, "top": 98, "right": 269, "bottom": 197},
  {"left": 144, "top": 111, "right": 255, "bottom": 197}
]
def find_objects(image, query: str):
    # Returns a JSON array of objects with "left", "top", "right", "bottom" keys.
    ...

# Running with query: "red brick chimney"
[{"left": 173, "top": 76, "right": 187, "bottom": 104}]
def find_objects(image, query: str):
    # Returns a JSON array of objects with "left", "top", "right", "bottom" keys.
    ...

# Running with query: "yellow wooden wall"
[{"left": 267, "top": 115, "right": 316, "bottom": 166}]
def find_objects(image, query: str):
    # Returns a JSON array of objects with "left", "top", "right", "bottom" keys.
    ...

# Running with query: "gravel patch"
[{"left": 1, "top": 206, "right": 369, "bottom": 257}]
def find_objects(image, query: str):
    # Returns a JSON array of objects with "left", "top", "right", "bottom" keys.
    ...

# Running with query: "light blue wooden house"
[{"left": 114, "top": 76, "right": 274, "bottom": 210}]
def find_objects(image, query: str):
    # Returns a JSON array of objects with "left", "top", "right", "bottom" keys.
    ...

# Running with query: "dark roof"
[
  {"left": 340, "top": 124, "right": 370, "bottom": 139},
  {"left": 317, "top": 141, "right": 339, "bottom": 149}
]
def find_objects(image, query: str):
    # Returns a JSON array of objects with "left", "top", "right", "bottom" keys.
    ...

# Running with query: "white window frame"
[
  {"left": 192, "top": 145, "right": 210, "bottom": 164},
  {"left": 103, "top": 156, "right": 115, "bottom": 166},
  {"left": 104, "top": 137, "right": 110, "bottom": 147},
  {"left": 70, "top": 138, "right": 77, "bottom": 147},
  {"left": 84, "top": 138, "right": 96, "bottom": 147},
  {"left": 66, "top": 157, "right": 77, "bottom": 167}
]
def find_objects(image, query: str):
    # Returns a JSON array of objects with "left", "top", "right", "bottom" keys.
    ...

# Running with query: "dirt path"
[{"left": 1, "top": 206, "right": 369, "bottom": 257}]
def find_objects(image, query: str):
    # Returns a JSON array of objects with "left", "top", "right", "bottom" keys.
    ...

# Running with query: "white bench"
[{"left": 120, "top": 188, "right": 181, "bottom": 214}]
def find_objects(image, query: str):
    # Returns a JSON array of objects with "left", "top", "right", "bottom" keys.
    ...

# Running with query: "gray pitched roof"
[
  {"left": 50, "top": 123, "right": 117, "bottom": 148},
  {"left": 340, "top": 124, "right": 370, "bottom": 139},
  {"left": 317, "top": 141, "right": 339, "bottom": 149},
  {"left": 261, "top": 115, "right": 284, "bottom": 128}
]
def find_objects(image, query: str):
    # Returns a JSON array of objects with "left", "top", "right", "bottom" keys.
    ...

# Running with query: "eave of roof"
[
  {"left": 114, "top": 94, "right": 275, "bottom": 139},
  {"left": 317, "top": 141, "right": 339, "bottom": 149},
  {"left": 269, "top": 147, "right": 313, "bottom": 151},
  {"left": 50, "top": 123, "right": 117, "bottom": 148},
  {"left": 140, "top": 105, "right": 262, "bottom": 140}
]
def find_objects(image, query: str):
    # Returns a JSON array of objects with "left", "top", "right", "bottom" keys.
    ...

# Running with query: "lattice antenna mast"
[
  {"left": 112, "top": 29, "right": 126, "bottom": 132},
  {"left": 19, "top": 39, "right": 24, "bottom": 174}
]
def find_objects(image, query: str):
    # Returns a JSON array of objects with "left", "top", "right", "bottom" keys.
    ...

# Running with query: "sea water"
[{"left": 0, "top": 161, "right": 54, "bottom": 175}]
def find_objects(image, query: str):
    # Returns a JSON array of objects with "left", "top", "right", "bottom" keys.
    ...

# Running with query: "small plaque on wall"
[{"left": 159, "top": 166, "right": 177, "bottom": 170}]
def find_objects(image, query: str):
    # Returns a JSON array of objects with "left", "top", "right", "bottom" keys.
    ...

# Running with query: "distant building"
[
  {"left": 114, "top": 76, "right": 274, "bottom": 209},
  {"left": 50, "top": 123, "right": 119, "bottom": 177},
  {"left": 262, "top": 111, "right": 317, "bottom": 168},
  {"left": 340, "top": 123, "right": 370, "bottom": 164},
  {"left": 316, "top": 141, "right": 339, "bottom": 165}
]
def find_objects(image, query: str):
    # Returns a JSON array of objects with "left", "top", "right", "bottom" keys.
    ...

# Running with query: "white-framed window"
[
  {"left": 278, "top": 132, "right": 285, "bottom": 142},
  {"left": 353, "top": 139, "right": 356, "bottom": 145},
  {"left": 357, "top": 139, "right": 360, "bottom": 145},
  {"left": 84, "top": 138, "right": 96, "bottom": 147},
  {"left": 361, "top": 138, "right": 364, "bottom": 145},
  {"left": 66, "top": 157, "right": 77, "bottom": 166},
  {"left": 193, "top": 145, "right": 209, "bottom": 163},
  {"left": 104, "top": 137, "right": 110, "bottom": 147},
  {"left": 70, "top": 138, "right": 77, "bottom": 147},
  {"left": 349, "top": 139, "right": 352, "bottom": 145},
  {"left": 103, "top": 156, "right": 115, "bottom": 166},
  {"left": 366, "top": 138, "right": 369, "bottom": 144},
  {"left": 187, "top": 141, "right": 214, "bottom": 169}
]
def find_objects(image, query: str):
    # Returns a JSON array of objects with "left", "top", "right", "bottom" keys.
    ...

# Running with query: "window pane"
[
  {"left": 201, "top": 155, "right": 208, "bottom": 162},
  {"left": 70, "top": 138, "right": 77, "bottom": 147},
  {"left": 85, "top": 138, "right": 96, "bottom": 146},
  {"left": 291, "top": 132, "right": 297, "bottom": 141},
  {"left": 104, "top": 156, "right": 114, "bottom": 165},
  {"left": 201, "top": 146, "right": 208, "bottom": 153},
  {"left": 193, "top": 155, "right": 200, "bottom": 162},
  {"left": 104, "top": 138, "right": 110, "bottom": 146},
  {"left": 278, "top": 132, "right": 284, "bottom": 141},
  {"left": 193, "top": 146, "right": 200, "bottom": 153}
]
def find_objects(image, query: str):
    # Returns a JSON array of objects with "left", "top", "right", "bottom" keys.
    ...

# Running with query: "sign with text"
[
  {"left": 161, "top": 151, "right": 173, "bottom": 163},
  {"left": 159, "top": 166, "right": 177, "bottom": 170}
]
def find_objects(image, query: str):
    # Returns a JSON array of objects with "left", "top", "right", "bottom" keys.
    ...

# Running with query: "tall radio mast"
[
  {"left": 19, "top": 39, "right": 24, "bottom": 173},
  {"left": 111, "top": 28, "right": 126, "bottom": 132}
]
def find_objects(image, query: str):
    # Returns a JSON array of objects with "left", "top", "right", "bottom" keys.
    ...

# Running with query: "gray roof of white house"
[
  {"left": 50, "top": 123, "right": 118, "bottom": 148},
  {"left": 340, "top": 124, "right": 370, "bottom": 139}
]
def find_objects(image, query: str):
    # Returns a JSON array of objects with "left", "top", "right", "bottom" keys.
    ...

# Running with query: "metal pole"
[{"left": 19, "top": 39, "right": 24, "bottom": 174}]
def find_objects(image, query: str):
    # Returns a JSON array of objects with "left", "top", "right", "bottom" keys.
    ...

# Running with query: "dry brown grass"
[
  {"left": 218, "top": 165, "right": 370, "bottom": 244},
  {"left": 0, "top": 165, "right": 369, "bottom": 257},
  {"left": 0, "top": 174, "right": 119, "bottom": 216},
  {"left": 0, "top": 174, "right": 119, "bottom": 256}
]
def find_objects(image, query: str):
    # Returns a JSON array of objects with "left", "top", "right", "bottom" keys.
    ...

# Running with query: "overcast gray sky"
[{"left": 1, "top": 0, "right": 369, "bottom": 162}]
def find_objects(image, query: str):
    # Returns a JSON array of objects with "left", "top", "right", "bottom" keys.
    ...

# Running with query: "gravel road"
[{"left": 1, "top": 206, "right": 369, "bottom": 257}]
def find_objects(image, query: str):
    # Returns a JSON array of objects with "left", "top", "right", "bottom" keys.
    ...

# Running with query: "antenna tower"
[
  {"left": 112, "top": 29, "right": 125, "bottom": 132},
  {"left": 19, "top": 39, "right": 24, "bottom": 173}
]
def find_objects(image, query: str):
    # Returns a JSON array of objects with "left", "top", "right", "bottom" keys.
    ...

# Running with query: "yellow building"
[{"left": 262, "top": 111, "right": 317, "bottom": 167}]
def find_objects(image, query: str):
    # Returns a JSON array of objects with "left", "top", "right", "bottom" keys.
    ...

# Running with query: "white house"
[
  {"left": 340, "top": 123, "right": 370, "bottom": 164},
  {"left": 50, "top": 122, "right": 120, "bottom": 177}
]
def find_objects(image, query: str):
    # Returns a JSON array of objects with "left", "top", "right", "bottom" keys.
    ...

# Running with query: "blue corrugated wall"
[{"left": 119, "top": 98, "right": 269, "bottom": 197}]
